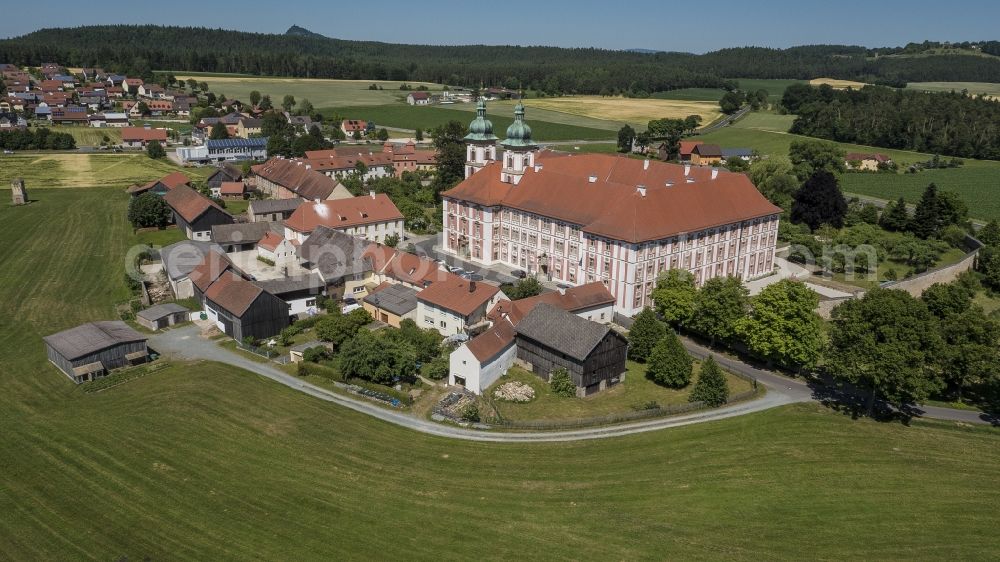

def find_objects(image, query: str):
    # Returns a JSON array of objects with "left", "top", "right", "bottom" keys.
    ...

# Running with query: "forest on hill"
[
  {"left": 3, "top": 26, "right": 1000, "bottom": 95},
  {"left": 784, "top": 84, "right": 1000, "bottom": 160}
]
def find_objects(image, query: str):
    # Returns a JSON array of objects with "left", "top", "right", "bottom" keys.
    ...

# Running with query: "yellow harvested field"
[
  {"left": 0, "top": 153, "right": 209, "bottom": 189},
  {"left": 809, "top": 77, "right": 867, "bottom": 89},
  {"left": 518, "top": 96, "right": 720, "bottom": 126}
]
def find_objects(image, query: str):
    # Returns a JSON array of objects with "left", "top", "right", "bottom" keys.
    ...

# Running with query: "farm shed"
[
  {"left": 514, "top": 304, "right": 628, "bottom": 397},
  {"left": 136, "top": 303, "right": 190, "bottom": 331},
  {"left": 43, "top": 321, "right": 148, "bottom": 383}
]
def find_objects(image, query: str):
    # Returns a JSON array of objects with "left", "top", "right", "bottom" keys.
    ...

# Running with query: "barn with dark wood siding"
[
  {"left": 203, "top": 271, "right": 290, "bottom": 341},
  {"left": 43, "top": 321, "right": 148, "bottom": 383},
  {"left": 514, "top": 304, "right": 628, "bottom": 397}
]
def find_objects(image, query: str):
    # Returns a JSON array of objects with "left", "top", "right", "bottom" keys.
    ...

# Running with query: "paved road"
[
  {"left": 695, "top": 105, "right": 751, "bottom": 135},
  {"left": 150, "top": 325, "right": 800, "bottom": 442}
]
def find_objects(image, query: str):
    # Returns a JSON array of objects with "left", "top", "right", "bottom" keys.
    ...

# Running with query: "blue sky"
[{"left": 4, "top": 0, "right": 998, "bottom": 53}]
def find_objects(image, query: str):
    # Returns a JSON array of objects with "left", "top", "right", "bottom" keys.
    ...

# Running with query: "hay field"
[
  {"left": 173, "top": 73, "right": 444, "bottom": 108},
  {"left": 513, "top": 96, "right": 720, "bottom": 126},
  {"left": 0, "top": 153, "right": 210, "bottom": 189},
  {"left": 809, "top": 77, "right": 867, "bottom": 89},
  {"left": 907, "top": 81, "right": 1000, "bottom": 100}
]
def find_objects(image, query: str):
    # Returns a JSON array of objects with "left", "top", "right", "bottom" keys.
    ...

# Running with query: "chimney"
[
  {"left": 296, "top": 160, "right": 302, "bottom": 166},
  {"left": 588, "top": 174, "right": 597, "bottom": 183},
  {"left": 684, "top": 164, "right": 691, "bottom": 176},
  {"left": 305, "top": 164, "right": 311, "bottom": 170},
  {"left": 665, "top": 180, "right": 674, "bottom": 187},
  {"left": 469, "top": 280, "right": 476, "bottom": 293},
  {"left": 557, "top": 286, "right": 566, "bottom": 295},
  {"left": 686, "top": 177, "right": 695, "bottom": 183},
  {"left": 369, "top": 190, "right": 376, "bottom": 199},
  {"left": 643, "top": 159, "right": 650, "bottom": 170},
  {"left": 636, "top": 185, "right": 646, "bottom": 197},
  {"left": 711, "top": 168, "right": 719, "bottom": 180}
]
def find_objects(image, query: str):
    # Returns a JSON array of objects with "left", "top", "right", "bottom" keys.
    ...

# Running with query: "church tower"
[
  {"left": 463, "top": 98, "right": 498, "bottom": 178},
  {"left": 500, "top": 102, "right": 537, "bottom": 184}
]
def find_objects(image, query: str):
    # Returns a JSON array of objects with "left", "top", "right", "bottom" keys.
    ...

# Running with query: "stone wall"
[{"left": 882, "top": 234, "right": 982, "bottom": 297}]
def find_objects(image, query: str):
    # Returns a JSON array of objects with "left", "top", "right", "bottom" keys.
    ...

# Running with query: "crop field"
[
  {"left": 322, "top": 104, "right": 615, "bottom": 141},
  {"left": 694, "top": 112, "right": 1000, "bottom": 221},
  {"left": 1, "top": 188, "right": 999, "bottom": 559},
  {"left": 172, "top": 73, "right": 444, "bottom": 108},
  {"left": 907, "top": 81, "right": 1000, "bottom": 99},
  {"left": 0, "top": 153, "right": 211, "bottom": 189},
  {"left": 432, "top": 99, "right": 623, "bottom": 131},
  {"left": 653, "top": 79, "right": 806, "bottom": 103},
  {"left": 508, "top": 95, "right": 720, "bottom": 127},
  {"left": 809, "top": 77, "right": 867, "bottom": 89},
  {"left": 39, "top": 124, "right": 122, "bottom": 146}
]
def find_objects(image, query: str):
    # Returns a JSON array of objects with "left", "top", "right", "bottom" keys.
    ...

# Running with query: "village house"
[
  {"left": 43, "top": 321, "right": 148, "bottom": 383},
  {"left": 340, "top": 119, "right": 367, "bottom": 136},
  {"left": 365, "top": 244, "right": 447, "bottom": 290},
  {"left": 202, "top": 270, "right": 291, "bottom": 341},
  {"left": 121, "top": 126, "right": 168, "bottom": 148},
  {"left": 159, "top": 240, "right": 224, "bottom": 299},
  {"left": 407, "top": 91, "right": 431, "bottom": 105},
  {"left": 689, "top": 143, "right": 723, "bottom": 165},
  {"left": 845, "top": 152, "right": 892, "bottom": 171},
  {"left": 206, "top": 163, "right": 243, "bottom": 189},
  {"left": 88, "top": 112, "right": 129, "bottom": 127},
  {"left": 676, "top": 140, "right": 703, "bottom": 162},
  {"left": 123, "top": 78, "right": 144, "bottom": 95},
  {"left": 416, "top": 275, "right": 505, "bottom": 337},
  {"left": 248, "top": 198, "right": 304, "bottom": 223},
  {"left": 236, "top": 117, "right": 262, "bottom": 139},
  {"left": 362, "top": 282, "right": 419, "bottom": 327},
  {"left": 295, "top": 226, "right": 375, "bottom": 299},
  {"left": 440, "top": 100, "right": 781, "bottom": 316},
  {"left": 303, "top": 149, "right": 395, "bottom": 182},
  {"left": 251, "top": 158, "right": 353, "bottom": 201},
  {"left": 254, "top": 274, "right": 326, "bottom": 317},
  {"left": 126, "top": 171, "right": 191, "bottom": 197},
  {"left": 50, "top": 106, "right": 89, "bottom": 125},
  {"left": 283, "top": 192, "right": 404, "bottom": 244},
  {"left": 285, "top": 113, "right": 313, "bottom": 133},
  {"left": 163, "top": 184, "right": 235, "bottom": 240},
  {"left": 447, "top": 282, "right": 615, "bottom": 394},
  {"left": 257, "top": 231, "right": 299, "bottom": 264},
  {"left": 138, "top": 84, "right": 165, "bottom": 99}
]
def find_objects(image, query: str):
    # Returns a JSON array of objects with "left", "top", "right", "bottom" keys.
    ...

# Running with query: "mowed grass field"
[
  {"left": 694, "top": 112, "right": 1000, "bottom": 221},
  {"left": 0, "top": 153, "right": 211, "bottom": 189},
  {"left": 38, "top": 124, "right": 122, "bottom": 146},
  {"left": 653, "top": 79, "right": 805, "bottom": 102},
  {"left": 323, "top": 104, "right": 614, "bottom": 141},
  {"left": 173, "top": 73, "right": 444, "bottom": 108},
  {"left": 907, "top": 81, "right": 1000, "bottom": 100},
  {"left": 1, "top": 188, "right": 999, "bottom": 559},
  {"left": 497, "top": 96, "right": 720, "bottom": 127}
]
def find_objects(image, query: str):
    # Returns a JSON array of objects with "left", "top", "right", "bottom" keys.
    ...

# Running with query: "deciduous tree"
[
  {"left": 617, "top": 124, "right": 636, "bottom": 153},
  {"left": 737, "top": 280, "right": 823, "bottom": 371},
  {"left": 127, "top": 192, "right": 171, "bottom": 228},
  {"left": 145, "top": 140, "right": 165, "bottom": 159},
  {"left": 651, "top": 269, "right": 697, "bottom": 327},
  {"left": 688, "top": 276, "right": 748, "bottom": 345},
  {"left": 209, "top": 121, "right": 229, "bottom": 140}
]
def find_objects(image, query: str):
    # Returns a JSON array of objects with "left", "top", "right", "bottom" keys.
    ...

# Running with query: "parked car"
[
  {"left": 2, "top": 149, "right": 14, "bottom": 155},
  {"left": 342, "top": 302, "right": 362, "bottom": 314},
  {"left": 448, "top": 266, "right": 465, "bottom": 275},
  {"left": 511, "top": 269, "right": 527, "bottom": 279},
  {"left": 343, "top": 297, "right": 358, "bottom": 306},
  {"left": 462, "top": 273, "right": 484, "bottom": 281},
  {"left": 556, "top": 283, "right": 571, "bottom": 290}
]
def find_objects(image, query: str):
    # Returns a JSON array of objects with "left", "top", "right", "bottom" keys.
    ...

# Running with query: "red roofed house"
[
  {"left": 163, "top": 185, "right": 235, "bottom": 241},
  {"left": 845, "top": 152, "right": 892, "bottom": 171},
  {"left": 121, "top": 126, "right": 168, "bottom": 148},
  {"left": 283, "top": 192, "right": 404, "bottom": 244},
  {"left": 126, "top": 171, "right": 191, "bottom": 197},
  {"left": 340, "top": 119, "right": 367, "bottom": 136},
  {"left": 676, "top": 140, "right": 703, "bottom": 162},
  {"left": 441, "top": 100, "right": 782, "bottom": 316},
  {"left": 251, "top": 158, "right": 353, "bottom": 201},
  {"left": 416, "top": 275, "right": 506, "bottom": 336},
  {"left": 365, "top": 244, "right": 448, "bottom": 290},
  {"left": 123, "top": 78, "right": 143, "bottom": 95},
  {"left": 406, "top": 91, "right": 431, "bottom": 105},
  {"left": 448, "top": 282, "right": 615, "bottom": 393},
  {"left": 256, "top": 231, "right": 298, "bottom": 264},
  {"left": 216, "top": 181, "right": 248, "bottom": 199},
  {"left": 201, "top": 270, "right": 290, "bottom": 342}
]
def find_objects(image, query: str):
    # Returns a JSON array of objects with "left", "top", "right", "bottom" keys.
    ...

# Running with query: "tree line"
[
  {"left": 783, "top": 84, "right": 1000, "bottom": 160},
  {"left": 6, "top": 26, "right": 1000, "bottom": 95},
  {"left": 0, "top": 127, "right": 75, "bottom": 150}
]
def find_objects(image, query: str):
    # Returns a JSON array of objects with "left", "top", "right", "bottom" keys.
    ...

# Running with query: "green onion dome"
[
  {"left": 502, "top": 102, "right": 535, "bottom": 148},
  {"left": 464, "top": 98, "right": 498, "bottom": 142}
]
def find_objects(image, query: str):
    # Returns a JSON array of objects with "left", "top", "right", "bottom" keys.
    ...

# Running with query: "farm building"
[
  {"left": 206, "top": 163, "right": 243, "bottom": 189},
  {"left": 407, "top": 91, "right": 431, "bottom": 105},
  {"left": 363, "top": 282, "right": 419, "bottom": 327},
  {"left": 121, "top": 126, "right": 167, "bottom": 148},
  {"left": 282, "top": 193, "right": 404, "bottom": 244},
  {"left": 251, "top": 158, "right": 353, "bottom": 201},
  {"left": 163, "top": 185, "right": 235, "bottom": 241},
  {"left": 296, "top": 226, "right": 374, "bottom": 298},
  {"left": 845, "top": 152, "right": 892, "bottom": 171},
  {"left": 160, "top": 240, "right": 225, "bottom": 299},
  {"left": 689, "top": 143, "right": 723, "bottom": 165},
  {"left": 211, "top": 222, "right": 283, "bottom": 253},
  {"left": 202, "top": 271, "right": 291, "bottom": 341},
  {"left": 513, "top": 304, "right": 628, "bottom": 397},
  {"left": 126, "top": 171, "right": 191, "bottom": 197},
  {"left": 254, "top": 274, "right": 326, "bottom": 317},
  {"left": 248, "top": 198, "right": 304, "bottom": 223},
  {"left": 136, "top": 303, "right": 190, "bottom": 331},
  {"left": 43, "top": 321, "right": 148, "bottom": 383}
]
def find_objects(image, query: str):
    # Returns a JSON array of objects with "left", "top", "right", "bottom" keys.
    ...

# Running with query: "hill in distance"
[{"left": 285, "top": 25, "right": 327, "bottom": 40}]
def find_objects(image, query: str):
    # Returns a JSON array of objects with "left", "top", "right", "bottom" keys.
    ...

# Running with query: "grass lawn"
[
  {"left": 172, "top": 72, "right": 444, "bottom": 108},
  {"left": 321, "top": 104, "right": 615, "bottom": 141},
  {"left": 488, "top": 361, "right": 753, "bottom": 422},
  {"left": 829, "top": 246, "right": 969, "bottom": 290},
  {"left": 500, "top": 96, "right": 720, "bottom": 127},
  {"left": 223, "top": 198, "right": 250, "bottom": 215},
  {"left": 654, "top": 79, "right": 805, "bottom": 103},
  {"left": 136, "top": 227, "right": 187, "bottom": 247},
  {"left": 2, "top": 188, "right": 1000, "bottom": 559},
  {"left": 973, "top": 291, "right": 1000, "bottom": 315},
  {"left": 134, "top": 119, "right": 194, "bottom": 135},
  {"left": 0, "top": 153, "right": 212, "bottom": 189},
  {"left": 693, "top": 112, "right": 1000, "bottom": 221}
]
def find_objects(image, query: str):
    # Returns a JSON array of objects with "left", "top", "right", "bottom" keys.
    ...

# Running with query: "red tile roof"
[
  {"left": 219, "top": 181, "right": 246, "bottom": 195},
  {"left": 127, "top": 171, "right": 191, "bottom": 194},
  {"left": 365, "top": 245, "right": 449, "bottom": 287},
  {"left": 679, "top": 140, "right": 703, "bottom": 156},
  {"left": 190, "top": 251, "right": 234, "bottom": 292},
  {"left": 341, "top": 119, "right": 367, "bottom": 132},
  {"left": 845, "top": 152, "right": 891, "bottom": 163},
  {"left": 204, "top": 271, "right": 262, "bottom": 317},
  {"left": 487, "top": 282, "right": 615, "bottom": 326},
  {"left": 284, "top": 193, "right": 403, "bottom": 234},
  {"left": 443, "top": 153, "right": 781, "bottom": 244},
  {"left": 121, "top": 127, "right": 167, "bottom": 142},
  {"left": 465, "top": 318, "right": 515, "bottom": 362},
  {"left": 257, "top": 231, "right": 285, "bottom": 252},
  {"left": 417, "top": 276, "right": 500, "bottom": 317},
  {"left": 251, "top": 158, "right": 342, "bottom": 200},
  {"left": 163, "top": 185, "right": 230, "bottom": 224}
]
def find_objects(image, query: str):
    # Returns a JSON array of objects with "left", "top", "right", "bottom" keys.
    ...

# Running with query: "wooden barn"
[
  {"left": 163, "top": 184, "right": 234, "bottom": 241},
  {"left": 43, "top": 321, "right": 148, "bottom": 383},
  {"left": 136, "top": 303, "right": 190, "bottom": 331},
  {"left": 203, "top": 271, "right": 290, "bottom": 341},
  {"left": 513, "top": 304, "right": 628, "bottom": 397}
]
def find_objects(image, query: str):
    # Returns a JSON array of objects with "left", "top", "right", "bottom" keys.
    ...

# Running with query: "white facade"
[
  {"left": 443, "top": 198, "right": 779, "bottom": 317},
  {"left": 285, "top": 295, "right": 320, "bottom": 316},
  {"left": 258, "top": 238, "right": 298, "bottom": 264},
  {"left": 284, "top": 218, "right": 404, "bottom": 245},
  {"left": 417, "top": 291, "right": 506, "bottom": 337},
  {"left": 448, "top": 340, "right": 517, "bottom": 395},
  {"left": 464, "top": 142, "right": 497, "bottom": 179}
]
